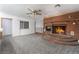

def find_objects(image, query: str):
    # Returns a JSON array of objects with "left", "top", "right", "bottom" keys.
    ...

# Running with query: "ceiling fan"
[
  {"left": 26, "top": 8, "right": 42, "bottom": 33},
  {"left": 26, "top": 8, "right": 42, "bottom": 16},
  {"left": 54, "top": 4, "right": 61, "bottom": 7}
]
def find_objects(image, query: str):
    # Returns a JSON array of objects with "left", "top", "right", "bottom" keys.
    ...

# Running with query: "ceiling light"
[
  {"left": 55, "top": 4, "right": 61, "bottom": 7},
  {"left": 72, "top": 22, "right": 76, "bottom": 25},
  {"left": 68, "top": 16, "right": 71, "bottom": 19}
]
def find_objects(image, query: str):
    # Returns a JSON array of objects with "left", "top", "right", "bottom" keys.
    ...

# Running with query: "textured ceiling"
[{"left": 0, "top": 4, "right": 79, "bottom": 18}]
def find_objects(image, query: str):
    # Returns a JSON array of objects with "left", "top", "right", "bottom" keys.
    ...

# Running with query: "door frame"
[{"left": 1, "top": 17, "right": 12, "bottom": 36}]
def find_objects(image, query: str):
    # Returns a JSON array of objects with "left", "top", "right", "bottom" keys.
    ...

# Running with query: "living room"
[{"left": 0, "top": 4, "right": 79, "bottom": 54}]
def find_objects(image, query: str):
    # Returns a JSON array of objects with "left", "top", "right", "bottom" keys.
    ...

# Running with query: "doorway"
[{"left": 2, "top": 18, "right": 12, "bottom": 36}]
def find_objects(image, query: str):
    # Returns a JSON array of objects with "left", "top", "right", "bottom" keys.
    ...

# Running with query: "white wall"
[
  {"left": 0, "top": 12, "right": 35, "bottom": 37},
  {"left": 12, "top": 18, "right": 35, "bottom": 36}
]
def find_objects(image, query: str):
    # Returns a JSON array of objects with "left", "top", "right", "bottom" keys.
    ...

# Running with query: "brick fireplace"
[
  {"left": 43, "top": 11, "right": 79, "bottom": 45},
  {"left": 44, "top": 11, "right": 79, "bottom": 39}
]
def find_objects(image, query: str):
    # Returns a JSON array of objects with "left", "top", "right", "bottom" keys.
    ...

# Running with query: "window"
[{"left": 20, "top": 21, "right": 29, "bottom": 29}]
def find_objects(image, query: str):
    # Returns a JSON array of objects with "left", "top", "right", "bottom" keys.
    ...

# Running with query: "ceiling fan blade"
[
  {"left": 26, "top": 13, "right": 32, "bottom": 15},
  {"left": 38, "top": 10, "right": 42, "bottom": 12},
  {"left": 33, "top": 9, "right": 42, "bottom": 13},
  {"left": 27, "top": 8, "right": 33, "bottom": 12},
  {"left": 36, "top": 13, "right": 42, "bottom": 15},
  {"left": 55, "top": 4, "right": 61, "bottom": 7}
]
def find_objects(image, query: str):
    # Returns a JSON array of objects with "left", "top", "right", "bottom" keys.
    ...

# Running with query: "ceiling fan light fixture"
[
  {"left": 55, "top": 4, "right": 61, "bottom": 7},
  {"left": 38, "top": 10, "right": 42, "bottom": 12},
  {"left": 26, "top": 8, "right": 42, "bottom": 16}
]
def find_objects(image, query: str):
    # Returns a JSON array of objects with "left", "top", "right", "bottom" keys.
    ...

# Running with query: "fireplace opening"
[{"left": 52, "top": 25, "right": 66, "bottom": 34}]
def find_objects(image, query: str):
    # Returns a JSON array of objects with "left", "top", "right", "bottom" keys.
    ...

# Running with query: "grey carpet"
[
  {"left": 0, "top": 36, "right": 16, "bottom": 54},
  {"left": 0, "top": 34, "right": 79, "bottom": 54}
]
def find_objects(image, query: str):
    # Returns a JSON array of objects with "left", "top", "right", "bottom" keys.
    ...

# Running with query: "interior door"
[{"left": 2, "top": 18, "right": 12, "bottom": 35}]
